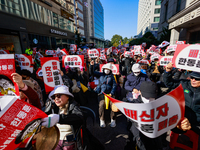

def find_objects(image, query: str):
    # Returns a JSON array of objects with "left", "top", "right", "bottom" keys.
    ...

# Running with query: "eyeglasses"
[
  {"left": 51, "top": 94, "right": 63, "bottom": 100},
  {"left": 190, "top": 76, "right": 200, "bottom": 81}
]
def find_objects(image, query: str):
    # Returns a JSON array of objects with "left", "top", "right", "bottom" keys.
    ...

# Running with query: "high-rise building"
[
  {"left": 0, "top": 0, "right": 76, "bottom": 53},
  {"left": 137, "top": 0, "right": 161, "bottom": 38},
  {"left": 166, "top": 0, "right": 200, "bottom": 44},
  {"left": 83, "top": 0, "right": 104, "bottom": 48},
  {"left": 157, "top": 0, "right": 186, "bottom": 40},
  {"left": 75, "top": 0, "right": 85, "bottom": 36}
]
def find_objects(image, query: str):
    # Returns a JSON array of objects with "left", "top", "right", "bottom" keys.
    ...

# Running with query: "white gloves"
[{"left": 42, "top": 114, "right": 60, "bottom": 128}]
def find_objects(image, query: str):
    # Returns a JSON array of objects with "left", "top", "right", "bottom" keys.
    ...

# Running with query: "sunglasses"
[
  {"left": 190, "top": 76, "right": 200, "bottom": 81},
  {"left": 51, "top": 94, "right": 63, "bottom": 100}
]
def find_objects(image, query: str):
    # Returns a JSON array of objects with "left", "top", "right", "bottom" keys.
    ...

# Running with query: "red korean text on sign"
[
  {"left": 158, "top": 119, "right": 168, "bottom": 131},
  {"left": 45, "top": 66, "right": 53, "bottom": 82},
  {"left": 188, "top": 50, "right": 199, "bottom": 58},
  {"left": 156, "top": 103, "right": 169, "bottom": 119},
  {"left": 124, "top": 108, "right": 137, "bottom": 120},
  {"left": 52, "top": 61, "right": 57, "bottom": 70},
  {"left": 139, "top": 109, "right": 154, "bottom": 122}
]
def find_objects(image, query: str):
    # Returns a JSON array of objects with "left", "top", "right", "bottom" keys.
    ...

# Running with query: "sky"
[{"left": 100, "top": 0, "right": 139, "bottom": 41}]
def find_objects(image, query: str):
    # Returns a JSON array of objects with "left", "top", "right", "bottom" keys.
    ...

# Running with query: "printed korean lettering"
[
  {"left": 10, "top": 118, "right": 22, "bottom": 127},
  {"left": 178, "top": 58, "right": 187, "bottom": 65},
  {"left": 55, "top": 80, "right": 60, "bottom": 85},
  {"left": 2, "top": 65, "right": 7, "bottom": 70},
  {"left": 124, "top": 108, "right": 137, "bottom": 120},
  {"left": 17, "top": 111, "right": 27, "bottom": 119},
  {"left": 140, "top": 124, "right": 154, "bottom": 133},
  {"left": 196, "top": 60, "right": 200, "bottom": 68},
  {"left": 187, "top": 59, "right": 196, "bottom": 67},
  {"left": 46, "top": 72, "right": 52, "bottom": 77},
  {"left": 156, "top": 103, "right": 169, "bottom": 119},
  {"left": 53, "top": 71, "right": 59, "bottom": 76},
  {"left": 188, "top": 49, "right": 199, "bottom": 58},
  {"left": 0, "top": 124, "right": 6, "bottom": 130},
  {"left": 52, "top": 62, "right": 58, "bottom": 70},
  {"left": 158, "top": 119, "right": 168, "bottom": 131},
  {"left": 22, "top": 105, "right": 31, "bottom": 112},
  {"left": 168, "top": 114, "right": 178, "bottom": 126},
  {"left": 139, "top": 109, "right": 154, "bottom": 122},
  {"left": 8, "top": 65, "right": 13, "bottom": 70}
]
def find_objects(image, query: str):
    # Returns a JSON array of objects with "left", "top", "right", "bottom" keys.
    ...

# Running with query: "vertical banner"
[
  {"left": 0, "top": 96, "right": 47, "bottom": 150},
  {"left": 159, "top": 56, "right": 173, "bottom": 66},
  {"left": 15, "top": 54, "right": 33, "bottom": 73},
  {"left": 62, "top": 55, "right": 84, "bottom": 68},
  {"left": 172, "top": 44, "right": 200, "bottom": 72},
  {"left": 0, "top": 54, "right": 19, "bottom": 97},
  {"left": 104, "top": 85, "right": 185, "bottom": 138},
  {"left": 41, "top": 57, "right": 63, "bottom": 93},
  {"left": 100, "top": 64, "right": 119, "bottom": 74},
  {"left": 87, "top": 49, "right": 100, "bottom": 58}
]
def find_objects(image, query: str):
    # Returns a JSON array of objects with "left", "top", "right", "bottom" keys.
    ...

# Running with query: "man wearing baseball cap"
[{"left": 163, "top": 62, "right": 198, "bottom": 134}]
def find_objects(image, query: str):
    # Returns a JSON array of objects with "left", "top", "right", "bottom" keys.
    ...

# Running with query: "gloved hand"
[{"left": 42, "top": 114, "right": 60, "bottom": 128}]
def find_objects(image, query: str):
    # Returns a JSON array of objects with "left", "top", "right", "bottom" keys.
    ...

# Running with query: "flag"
[{"left": 84, "top": 2, "right": 88, "bottom": 7}]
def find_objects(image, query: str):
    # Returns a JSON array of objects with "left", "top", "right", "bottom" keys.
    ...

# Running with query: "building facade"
[
  {"left": 75, "top": 0, "right": 85, "bottom": 36},
  {"left": 83, "top": 0, "right": 104, "bottom": 48},
  {"left": 167, "top": 0, "right": 200, "bottom": 44},
  {"left": 158, "top": 0, "right": 186, "bottom": 40},
  {"left": 0, "top": 0, "right": 77, "bottom": 54},
  {"left": 137, "top": 0, "right": 161, "bottom": 38}
]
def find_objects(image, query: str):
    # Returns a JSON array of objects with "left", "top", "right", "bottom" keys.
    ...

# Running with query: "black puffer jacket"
[
  {"left": 45, "top": 100, "right": 84, "bottom": 149},
  {"left": 163, "top": 71, "right": 200, "bottom": 134}
]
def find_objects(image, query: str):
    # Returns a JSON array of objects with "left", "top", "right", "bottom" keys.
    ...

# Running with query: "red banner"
[
  {"left": 41, "top": 57, "right": 63, "bottom": 93},
  {"left": 0, "top": 96, "right": 47, "bottom": 150},
  {"left": 0, "top": 50, "right": 10, "bottom": 54},
  {"left": 87, "top": 49, "right": 100, "bottom": 58},
  {"left": 0, "top": 54, "right": 19, "bottom": 97}
]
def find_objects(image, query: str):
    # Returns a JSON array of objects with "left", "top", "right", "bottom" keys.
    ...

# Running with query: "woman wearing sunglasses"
[
  {"left": 163, "top": 62, "right": 200, "bottom": 134},
  {"left": 42, "top": 85, "right": 84, "bottom": 150}
]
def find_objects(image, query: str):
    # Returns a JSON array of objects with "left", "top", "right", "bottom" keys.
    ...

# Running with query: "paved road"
[{"left": 85, "top": 91, "right": 129, "bottom": 150}]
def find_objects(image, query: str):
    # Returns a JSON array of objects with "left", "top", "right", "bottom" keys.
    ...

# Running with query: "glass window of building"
[
  {"left": 78, "top": 11, "right": 83, "bottom": 19},
  {"left": 0, "top": 0, "right": 21, "bottom": 16},
  {"left": 155, "top": 0, "right": 161, "bottom": 5},
  {"left": 53, "top": 13, "right": 59, "bottom": 28},
  {"left": 0, "top": 34, "right": 22, "bottom": 54},
  {"left": 154, "top": 17, "right": 160, "bottom": 22},
  {"left": 79, "top": 29, "right": 84, "bottom": 35},
  {"left": 78, "top": 20, "right": 84, "bottom": 27},
  {"left": 154, "top": 8, "right": 160, "bottom": 14},
  {"left": 77, "top": 2, "right": 83, "bottom": 11},
  {"left": 68, "top": 4, "right": 75, "bottom": 14},
  {"left": 176, "top": 0, "right": 181, "bottom": 13}
]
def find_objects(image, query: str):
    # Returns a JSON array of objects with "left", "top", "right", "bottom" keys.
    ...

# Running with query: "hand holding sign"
[
  {"left": 11, "top": 73, "right": 25, "bottom": 89},
  {"left": 177, "top": 117, "right": 191, "bottom": 131},
  {"left": 166, "top": 62, "right": 173, "bottom": 72}
]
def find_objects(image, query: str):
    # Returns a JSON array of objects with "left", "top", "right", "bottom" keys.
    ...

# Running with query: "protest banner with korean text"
[
  {"left": 87, "top": 49, "right": 100, "bottom": 58},
  {"left": 62, "top": 55, "right": 84, "bottom": 68},
  {"left": 100, "top": 64, "right": 119, "bottom": 75},
  {"left": 15, "top": 54, "right": 33, "bottom": 73},
  {"left": 172, "top": 44, "right": 200, "bottom": 72},
  {"left": 165, "top": 45, "right": 177, "bottom": 54},
  {"left": 0, "top": 54, "right": 19, "bottom": 97},
  {"left": 70, "top": 44, "right": 77, "bottom": 54},
  {"left": 104, "top": 85, "right": 185, "bottom": 138},
  {"left": 176, "top": 41, "right": 186, "bottom": 44},
  {"left": 0, "top": 96, "right": 47, "bottom": 150},
  {"left": 45, "top": 50, "right": 55, "bottom": 56},
  {"left": 159, "top": 56, "right": 173, "bottom": 66},
  {"left": 41, "top": 57, "right": 63, "bottom": 93},
  {"left": 0, "top": 50, "right": 10, "bottom": 54}
]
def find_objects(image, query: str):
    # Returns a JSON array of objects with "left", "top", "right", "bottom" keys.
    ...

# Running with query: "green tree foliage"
[
  {"left": 111, "top": 34, "right": 123, "bottom": 47},
  {"left": 159, "top": 27, "right": 171, "bottom": 43},
  {"left": 123, "top": 37, "right": 129, "bottom": 44},
  {"left": 129, "top": 32, "right": 159, "bottom": 48}
]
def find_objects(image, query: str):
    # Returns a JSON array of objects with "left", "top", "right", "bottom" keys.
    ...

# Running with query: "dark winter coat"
[
  {"left": 163, "top": 71, "right": 200, "bottom": 135},
  {"left": 125, "top": 72, "right": 150, "bottom": 99}
]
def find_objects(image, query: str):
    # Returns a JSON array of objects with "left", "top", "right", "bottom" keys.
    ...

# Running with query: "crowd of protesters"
[{"left": 2, "top": 41, "right": 200, "bottom": 150}]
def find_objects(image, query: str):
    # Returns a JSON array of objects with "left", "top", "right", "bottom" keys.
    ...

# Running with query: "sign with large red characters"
[
  {"left": 87, "top": 49, "right": 100, "bottom": 58},
  {"left": 62, "top": 55, "right": 84, "bottom": 68},
  {"left": 159, "top": 56, "right": 173, "bottom": 66},
  {"left": 41, "top": 57, "right": 63, "bottom": 93},
  {"left": 15, "top": 54, "right": 33, "bottom": 73},
  {"left": 172, "top": 44, "right": 200, "bottom": 72}
]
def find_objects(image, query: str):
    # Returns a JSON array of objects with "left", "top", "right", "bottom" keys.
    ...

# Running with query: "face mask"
[
  {"left": 134, "top": 72, "right": 140, "bottom": 76},
  {"left": 141, "top": 96, "right": 155, "bottom": 103},
  {"left": 104, "top": 69, "right": 110, "bottom": 74}
]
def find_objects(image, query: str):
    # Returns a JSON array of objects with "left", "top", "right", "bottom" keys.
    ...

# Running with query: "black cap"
[
  {"left": 140, "top": 81, "right": 158, "bottom": 99},
  {"left": 108, "top": 58, "right": 115, "bottom": 63},
  {"left": 190, "top": 72, "right": 200, "bottom": 79}
]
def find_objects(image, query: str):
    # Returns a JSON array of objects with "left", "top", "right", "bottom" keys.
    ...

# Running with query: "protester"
[
  {"left": 90, "top": 61, "right": 117, "bottom": 128},
  {"left": 11, "top": 73, "right": 41, "bottom": 109},
  {"left": 125, "top": 63, "right": 150, "bottom": 101},
  {"left": 43, "top": 85, "right": 84, "bottom": 150}
]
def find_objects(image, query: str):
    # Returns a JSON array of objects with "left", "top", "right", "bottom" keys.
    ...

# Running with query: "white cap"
[
  {"left": 49, "top": 85, "right": 74, "bottom": 100},
  {"left": 132, "top": 63, "right": 141, "bottom": 72},
  {"left": 102, "top": 63, "right": 112, "bottom": 70}
]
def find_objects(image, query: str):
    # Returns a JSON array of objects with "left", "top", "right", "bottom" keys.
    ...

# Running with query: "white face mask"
[
  {"left": 104, "top": 69, "right": 110, "bottom": 74},
  {"left": 134, "top": 72, "right": 140, "bottom": 76}
]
